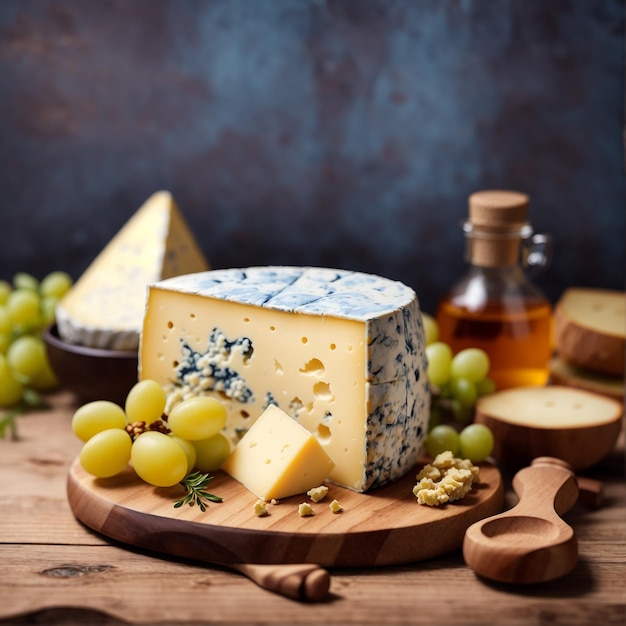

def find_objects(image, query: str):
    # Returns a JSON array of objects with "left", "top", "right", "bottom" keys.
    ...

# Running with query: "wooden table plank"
[{"left": 0, "top": 392, "right": 624, "bottom": 625}]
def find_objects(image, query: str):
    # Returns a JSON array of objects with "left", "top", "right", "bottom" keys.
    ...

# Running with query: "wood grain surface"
[
  {"left": 67, "top": 455, "right": 503, "bottom": 568},
  {"left": 1, "top": 392, "right": 624, "bottom": 625}
]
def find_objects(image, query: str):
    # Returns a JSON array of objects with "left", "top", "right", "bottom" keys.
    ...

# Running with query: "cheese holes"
[
  {"left": 313, "top": 382, "right": 334, "bottom": 402},
  {"left": 299, "top": 358, "right": 325, "bottom": 376},
  {"left": 269, "top": 325, "right": 276, "bottom": 332},
  {"left": 167, "top": 321, "right": 174, "bottom": 329},
  {"left": 317, "top": 424, "right": 331, "bottom": 442},
  {"left": 301, "top": 336, "right": 308, "bottom": 344},
  {"left": 243, "top": 317, "right": 250, "bottom": 323},
  {"left": 274, "top": 359, "right": 284, "bottom": 375},
  {"left": 329, "top": 343, "right": 336, "bottom": 351}
]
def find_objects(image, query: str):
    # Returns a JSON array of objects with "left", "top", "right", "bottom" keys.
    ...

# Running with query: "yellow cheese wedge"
[
  {"left": 221, "top": 404, "right": 335, "bottom": 501},
  {"left": 57, "top": 191, "right": 209, "bottom": 350}
]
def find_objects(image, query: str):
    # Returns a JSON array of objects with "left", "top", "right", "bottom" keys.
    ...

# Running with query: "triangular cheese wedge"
[
  {"left": 57, "top": 191, "right": 209, "bottom": 350},
  {"left": 222, "top": 404, "right": 335, "bottom": 501}
]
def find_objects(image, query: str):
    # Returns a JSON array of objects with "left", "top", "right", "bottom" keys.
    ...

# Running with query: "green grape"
[
  {"left": 13, "top": 272, "right": 39, "bottom": 291},
  {"left": 131, "top": 431, "right": 188, "bottom": 487},
  {"left": 425, "top": 342, "right": 453, "bottom": 387},
  {"left": 40, "top": 271, "right": 72, "bottom": 299},
  {"left": 192, "top": 433, "right": 231, "bottom": 472},
  {"left": 167, "top": 396, "right": 227, "bottom": 441},
  {"left": 170, "top": 435, "right": 197, "bottom": 473},
  {"left": 0, "top": 306, "right": 11, "bottom": 334},
  {"left": 29, "top": 359, "right": 59, "bottom": 391},
  {"left": 125, "top": 379, "right": 166, "bottom": 424},
  {"left": 79, "top": 428, "right": 132, "bottom": 478},
  {"left": 449, "top": 377, "right": 478, "bottom": 408},
  {"left": 6, "top": 335, "right": 46, "bottom": 379},
  {"left": 0, "top": 355, "right": 24, "bottom": 406},
  {"left": 421, "top": 312, "right": 439, "bottom": 346},
  {"left": 459, "top": 423, "right": 494, "bottom": 463},
  {"left": 7, "top": 288, "right": 40, "bottom": 326},
  {"left": 0, "top": 333, "right": 11, "bottom": 355},
  {"left": 476, "top": 377, "right": 496, "bottom": 397},
  {"left": 449, "top": 348, "right": 490, "bottom": 383},
  {"left": 426, "top": 424, "right": 460, "bottom": 457},
  {"left": 72, "top": 400, "right": 128, "bottom": 442},
  {"left": 450, "top": 398, "right": 474, "bottom": 425},
  {"left": 39, "top": 296, "right": 59, "bottom": 327},
  {"left": 0, "top": 374, "right": 23, "bottom": 407},
  {"left": 0, "top": 280, "right": 11, "bottom": 305}
]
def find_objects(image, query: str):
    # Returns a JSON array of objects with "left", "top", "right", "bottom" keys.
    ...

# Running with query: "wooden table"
[{"left": 1, "top": 392, "right": 624, "bottom": 626}]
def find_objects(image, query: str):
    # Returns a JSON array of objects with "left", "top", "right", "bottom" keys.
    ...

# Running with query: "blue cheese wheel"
[{"left": 139, "top": 266, "right": 430, "bottom": 492}]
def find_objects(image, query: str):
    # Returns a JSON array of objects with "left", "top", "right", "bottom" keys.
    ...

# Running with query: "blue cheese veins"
[{"left": 140, "top": 266, "right": 430, "bottom": 492}]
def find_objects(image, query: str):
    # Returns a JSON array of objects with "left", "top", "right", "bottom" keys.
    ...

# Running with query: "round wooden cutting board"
[{"left": 67, "top": 458, "right": 503, "bottom": 568}]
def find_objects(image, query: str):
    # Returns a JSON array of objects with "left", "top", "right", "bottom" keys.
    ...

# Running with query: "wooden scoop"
[{"left": 463, "top": 457, "right": 579, "bottom": 584}]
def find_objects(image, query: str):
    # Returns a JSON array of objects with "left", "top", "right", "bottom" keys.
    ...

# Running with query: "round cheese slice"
[
  {"left": 549, "top": 356, "right": 623, "bottom": 400},
  {"left": 554, "top": 288, "right": 625, "bottom": 376},
  {"left": 475, "top": 385, "right": 623, "bottom": 470}
]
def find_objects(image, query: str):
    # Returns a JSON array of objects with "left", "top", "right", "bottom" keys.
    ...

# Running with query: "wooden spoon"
[{"left": 463, "top": 456, "right": 579, "bottom": 584}]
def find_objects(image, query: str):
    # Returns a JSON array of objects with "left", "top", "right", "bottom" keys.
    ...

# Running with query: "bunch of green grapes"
[
  {"left": 0, "top": 271, "right": 72, "bottom": 415},
  {"left": 72, "top": 380, "right": 231, "bottom": 496},
  {"left": 422, "top": 313, "right": 495, "bottom": 462},
  {"left": 422, "top": 312, "right": 495, "bottom": 426}
]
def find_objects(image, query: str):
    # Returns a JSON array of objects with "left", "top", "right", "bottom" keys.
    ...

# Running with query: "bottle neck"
[{"left": 463, "top": 220, "right": 533, "bottom": 268}]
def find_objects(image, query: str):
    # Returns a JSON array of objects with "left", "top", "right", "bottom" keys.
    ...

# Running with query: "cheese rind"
[
  {"left": 221, "top": 404, "right": 335, "bottom": 501},
  {"left": 57, "top": 191, "right": 209, "bottom": 350},
  {"left": 549, "top": 356, "right": 624, "bottom": 400},
  {"left": 554, "top": 288, "right": 625, "bottom": 376},
  {"left": 475, "top": 385, "right": 624, "bottom": 470},
  {"left": 139, "top": 266, "right": 430, "bottom": 492}
]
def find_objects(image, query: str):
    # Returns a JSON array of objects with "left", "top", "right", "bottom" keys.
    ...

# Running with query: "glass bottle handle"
[{"left": 523, "top": 233, "right": 553, "bottom": 272}]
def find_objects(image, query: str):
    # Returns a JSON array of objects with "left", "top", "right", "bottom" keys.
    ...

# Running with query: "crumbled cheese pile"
[{"left": 413, "top": 451, "right": 480, "bottom": 506}]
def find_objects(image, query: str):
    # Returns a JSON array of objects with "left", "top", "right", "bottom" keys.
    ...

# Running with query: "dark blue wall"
[{"left": 0, "top": 0, "right": 623, "bottom": 314}]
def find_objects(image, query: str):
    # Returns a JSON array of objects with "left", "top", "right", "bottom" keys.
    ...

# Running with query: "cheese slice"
[
  {"left": 57, "top": 191, "right": 209, "bottom": 350},
  {"left": 549, "top": 356, "right": 624, "bottom": 400},
  {"left": 221, "top": 404, "right": 335, "bottom": 500},
  {"left": 139, "top": 266, "right": 430, "bottom": 492},
  {"left": 554, "top": 287, "right": 625, "bottom": 376}
]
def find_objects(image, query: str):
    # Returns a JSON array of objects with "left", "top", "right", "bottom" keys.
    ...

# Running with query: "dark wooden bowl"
[{"left": 43, "top": 324, "right": 138, "bottom": 406}]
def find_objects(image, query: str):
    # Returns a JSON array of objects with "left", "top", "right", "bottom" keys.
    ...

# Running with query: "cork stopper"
[{"left": 465, "top": 190, "right": 531, "bottom": 267}]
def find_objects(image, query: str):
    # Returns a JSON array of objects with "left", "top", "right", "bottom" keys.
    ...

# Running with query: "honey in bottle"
[{"left": 436, "top": 190, "right": 553, "bottom": 390}]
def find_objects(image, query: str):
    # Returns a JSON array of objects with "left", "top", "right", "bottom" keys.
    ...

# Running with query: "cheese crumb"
[
  {"left": 413, "top": 451, "right": 480, "bottom": 506},
  {"left": 329, "top": 499, "right": 343, "bottom": 513},
  {"left": 298, "top": 502, "right": 314, "bottom": 517},
  {"left": 306, "top": 485, "right": 329, "bottom": 502},
  {"left": 253, "top": 500, "right": 270, "bottom": 517}
]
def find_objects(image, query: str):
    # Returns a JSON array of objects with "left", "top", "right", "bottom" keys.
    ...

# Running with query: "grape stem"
[
  {"left": 0, "top": 390, "right": 48, "bottom": 440},
  {"left": 174, "top": 471, "right": 223, "bottom": 512},
  {"left": 0, "top": 408, "right": 21, "bottom": 440}
]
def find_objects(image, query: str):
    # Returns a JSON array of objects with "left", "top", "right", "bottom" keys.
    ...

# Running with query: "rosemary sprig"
[{"left": 174, "top": 471, "right": 223, "bottom": 512}]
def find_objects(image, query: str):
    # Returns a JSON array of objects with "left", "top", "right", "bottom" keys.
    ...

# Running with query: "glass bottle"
[{"left": 436, "top": 190, "right": 553, "bottom": 390}]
